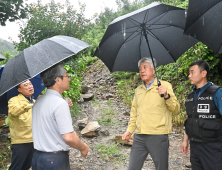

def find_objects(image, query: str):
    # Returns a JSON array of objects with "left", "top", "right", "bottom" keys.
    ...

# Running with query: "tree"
[
  {"left": 14, "top": 0, "right": 94, "bottom": 51},
  {"left": 0, "top": 0, "right": 26, "bottom": 26}
]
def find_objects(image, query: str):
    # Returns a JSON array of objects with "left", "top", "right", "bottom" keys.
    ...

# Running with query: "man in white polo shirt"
[{"left": 32, "top": 64, "right": 89, "bottom": 170}]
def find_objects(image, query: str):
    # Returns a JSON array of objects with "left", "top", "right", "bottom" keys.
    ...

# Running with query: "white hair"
[{"left": 138, "top": 57, "right": 157, "bottom": 68}]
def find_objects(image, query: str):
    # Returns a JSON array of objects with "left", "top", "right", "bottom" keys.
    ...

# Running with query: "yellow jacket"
[
  {"left": 8, "top": 93, "right": 35, "bottom": 144},
  {"left": 127, "top": 79, "right": 180, "bottom": 135}
]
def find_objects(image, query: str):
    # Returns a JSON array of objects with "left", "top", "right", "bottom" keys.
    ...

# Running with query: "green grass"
[
  {"left": 91, "top": 100, "right": 100, "bottom": 106},
  {"left": 97, "top": 117, "right": 123, "bottom": 126},
  {"left": 106, "top": 100, "right": 113, "bottom": 105},
  {"left": 98, "top": 86, "right": 103, "bottom": 90},
  {"left": 103, "top": 108, "right": 116, "bottom": 115},
  {"left": 95, "top": 143, "right": 127, "bottom": 164},
  {"left": 0, "top": 141, "right": 11, "bottom": 170}
]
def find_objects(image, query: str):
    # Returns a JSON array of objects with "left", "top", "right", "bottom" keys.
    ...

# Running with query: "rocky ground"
[{"left": 68, "top": 60, "right": 192, "bottom": 170}]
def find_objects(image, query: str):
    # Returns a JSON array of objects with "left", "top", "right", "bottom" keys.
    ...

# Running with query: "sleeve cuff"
[{"left": 127, "top": 127, "right": 135, "bottom": 134}]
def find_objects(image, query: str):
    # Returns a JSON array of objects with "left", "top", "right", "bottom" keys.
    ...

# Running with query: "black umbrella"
[
  {"left": 0, "top": 54, "right": 6, "bottom": 61},
  {"left": 184, "top": 0, "right": 222, "bottom": 53},
  {"left": 0, "top": 35, "right": 90, "bottom": 96},
  {"left": 93, "top": 2, "right": 198, "bottom": 90}
]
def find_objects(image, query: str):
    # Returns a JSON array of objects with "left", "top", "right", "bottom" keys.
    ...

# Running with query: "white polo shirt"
[{"left": 32, "top": 89, "right": 74, "bottom": 152}]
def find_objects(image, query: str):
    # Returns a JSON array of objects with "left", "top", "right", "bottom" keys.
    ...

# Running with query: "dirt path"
[{"left": 68, "top": 61, "right": 191, "bottom": 170}]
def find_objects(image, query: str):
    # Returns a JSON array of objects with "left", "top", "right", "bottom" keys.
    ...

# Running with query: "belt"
[{"left": 36, "top": 150, "right": 69, "bottom": 154}]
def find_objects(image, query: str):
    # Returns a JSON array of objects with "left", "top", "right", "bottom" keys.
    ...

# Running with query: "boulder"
[
  {"left": 81, "top": 122, "right": 100, "bottom": 137},
  {"left": 100, "top": 129, "right": 109, "bottom": 136},
  {"left": 185, "top": 162, "right": 192, "bottom": 168},
  {"left": 81, "top": 93, "right": 94, "bottom": 101},
  {"left": 82, "top": 131, "right": 99, "bottom": 137},
  {"left": 78, "top": 97, "right": 84, "bottom": 103},
  {"left": 77, "top": 117, "right": 89, "bottom": 130},
  {"left": 81, "top": 85, "right": 89, "bottom": 94},
  {"left": 105, "top": 93, "right": 115, "bottom": 99},
  {"left": 123, "top": 112, "right": 130, "bottom": 116}
]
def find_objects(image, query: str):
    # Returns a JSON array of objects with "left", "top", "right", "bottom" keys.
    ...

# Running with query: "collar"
[
  {"left": 46, "top": 89, "right": 63, "bottom": 98},
  {"left": 144, "top": 78, "right": 156, "bottom": 90},
  {"left": 21, "top": 94, "right": 34, "bottom": 103},
  {"left": 193, "top": 82, "right": 211, "bottom": 92}
]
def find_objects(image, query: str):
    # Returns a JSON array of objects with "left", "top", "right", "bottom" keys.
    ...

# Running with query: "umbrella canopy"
[
  {"left": 184, "top": 0, "right": 222, "bottom": 53},
  {"left": 0, "top": 35, "right": 90, "bottom": 96},
  {"left": 0, "top": 54, "right": 6, "bottom": 61},
  {"left": 0, "top": 65, "right": 45, "bottom": 115},
  {"left": 93, "top": 2, "right": 198, "bottom": 73}
]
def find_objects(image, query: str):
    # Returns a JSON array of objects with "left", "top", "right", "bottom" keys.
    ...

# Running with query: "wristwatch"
[{"left": 164, "top": 94, "right": 170, "bottom": 100}]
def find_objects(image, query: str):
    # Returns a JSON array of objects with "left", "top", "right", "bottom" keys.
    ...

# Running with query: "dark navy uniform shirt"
[
  {"left": 193, "top": 82, "right": 222, "bottom": 115},
  {"left": 22, "top": 94, "right": 34, "bottom": 104}
]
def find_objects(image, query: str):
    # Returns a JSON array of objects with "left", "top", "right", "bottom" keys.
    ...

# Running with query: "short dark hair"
[
  {"left": 16, "top": 84, "right": 21, "bottom": 89},
  {"left": 16, "top": 80, "right": 30, "bottom": 89},
  {"left": 189, "top": 60, "right": 209, "bottom": 76},
  {"left": 40, "top": 64, "right": 65, "bottom": 88}
]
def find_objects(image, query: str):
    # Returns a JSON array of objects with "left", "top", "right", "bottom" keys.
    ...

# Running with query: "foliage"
[
  {"left": 0, "top": 141, "right": 11, "bottom": 170},
  {"left": 60, "top": 64, "right": 82, "bottom": 116},
  {"left": 96, "top": 106, "right": 123, "bottom": 126},
  {"left": 14, "top": 0, "right": 95, "bottom": 51},
  {"left": 162, "top": 0, "right": 188, "bottom": 8},
  {"left": 103, "top": 108, "right": 116, "bottom": 115},
  {"left": 69, "top": 103, "right": 81, "bottom": 118},
  {"left": 95, "top": 143, "right": 127, "bottom": 163},
  {"left": 3, "top": 117, "right": 9, "bottom": 126},
  {"left": 112, "top": 71, "right": 140, "bottom": 107},
  {"left": 0, "top": 0, "right": 26, "bottom": 26},
  {"left": 97, "top": 117, "right": 112, "bottom": 126},
  {"left": 0, "top": 51, "right": 15, "bottom": 65},
  {"left": 62, "top": 65, "right": 81, "bottom": 101},
  {"left": 106, "top": 99, "right": 113, "bottom": 105},
  {"left": 95, "top": 0, "right": 154, "bottom": 29}
]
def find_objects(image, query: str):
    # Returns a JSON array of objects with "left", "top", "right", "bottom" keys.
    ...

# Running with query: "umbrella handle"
[
  {"left": 157, "top": 81, "right": 164, "bottom": 97},
  {"left": 143, "top": 30, "right": 164, "bottom": 98}
]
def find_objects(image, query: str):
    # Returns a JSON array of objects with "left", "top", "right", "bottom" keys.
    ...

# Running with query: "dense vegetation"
[
  {"left": 0, "top": 0, "right": 26, "bottom": 26},
  {"left": 1, "top": 0, "right": 222, "bottom": 125}
]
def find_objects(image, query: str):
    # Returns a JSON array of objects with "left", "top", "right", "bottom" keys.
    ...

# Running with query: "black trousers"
[
  {"left": 32, "top": 150, "right": 70, "bottom": 170},
  {"left": 9, "top": 142, "right": 35, "bottom": 170},
  {"left": 190, "top": 141, "right": 222, "bottom": 170}
]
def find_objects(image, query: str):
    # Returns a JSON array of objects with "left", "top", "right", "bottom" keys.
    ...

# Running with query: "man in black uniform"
[{"left": 181, "top": 60, "right": 222, "bottom": 170}]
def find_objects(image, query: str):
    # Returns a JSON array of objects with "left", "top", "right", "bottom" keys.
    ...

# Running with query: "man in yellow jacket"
[
  {"left": 8, "top": 80, "right": 35, "bottom": 170},
  {"left": 122, "top": 57, "right": 180, "bottom": 170}
]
